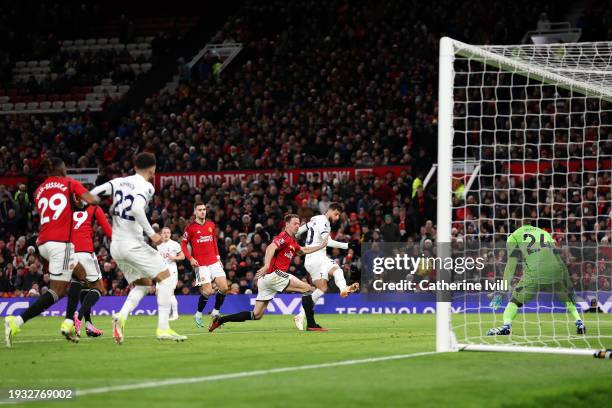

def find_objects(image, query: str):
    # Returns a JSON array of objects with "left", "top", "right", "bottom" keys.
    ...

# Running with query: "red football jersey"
[
  {"left": 34, "top": 176, "right": 88, "bottom": 244},
  {"left": 181, "top": 220, "right": 219, "bottom": 266},
  {"left": 71, "top": 205, "right": 113, "bottom": 253},
  {"left": 268, "top": 231, "right": 300, "bottom": 273}
]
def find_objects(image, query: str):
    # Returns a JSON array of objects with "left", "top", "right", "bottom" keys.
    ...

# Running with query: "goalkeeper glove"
[{"left": 489, "top": 292, "right": 505, "bottom": 311}]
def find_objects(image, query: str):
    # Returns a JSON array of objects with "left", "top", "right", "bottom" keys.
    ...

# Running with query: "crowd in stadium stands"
[{"left": 0, "top": 0, "right": 610, "bottom": 297}]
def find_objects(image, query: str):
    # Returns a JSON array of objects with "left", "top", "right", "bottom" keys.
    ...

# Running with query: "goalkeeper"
[{"left": 487, "top": 213, "right": 585, "bottom": 336}]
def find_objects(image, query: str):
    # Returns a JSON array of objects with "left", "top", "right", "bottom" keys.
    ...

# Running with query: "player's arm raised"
[
  {"left": 298, "top": 237, "right": 329, "bottom": 255},
  {"left": 90, "top": 181, "right": 112, "bottom": 197},
  {"left": 131, "top": 195, "right": 161, "bottom": 245},
  {"left": 296, "top": 222, "right": 308, "bottom": 236},
  {"left": 321, "top": 231, "right": 348, "bottom": 250}
]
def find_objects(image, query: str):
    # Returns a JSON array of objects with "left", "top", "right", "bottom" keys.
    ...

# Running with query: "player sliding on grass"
[
  {"left": 209, "top": 214, "right": 328, "bottom": 332},
  {"left": 181, "top": 202, "right": 228, "bottom": 328},
  {"left": 62, "top": 197, "right": 113, "bottom": 340},
  {"left": 293, "top": 203, "right": 359, "bottom": 331},
  {"left": 5, "top": 157, "right": 100, "bottom": 348},
  {"left": 487, "top": 211, "right": 585, "bottom": 336}
]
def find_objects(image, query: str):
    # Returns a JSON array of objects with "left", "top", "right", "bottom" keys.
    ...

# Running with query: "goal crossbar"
[{"left": 451, "top": 39, "right": 612, "bottom": 102}]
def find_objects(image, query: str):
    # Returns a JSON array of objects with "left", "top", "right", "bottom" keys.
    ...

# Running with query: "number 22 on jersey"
[{"left": 112, "top": 191, "right": 135, "bottom": 221}]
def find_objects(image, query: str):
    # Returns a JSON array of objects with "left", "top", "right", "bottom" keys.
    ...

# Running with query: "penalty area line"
[{"left": 77, "top": 351, "right": 438, "bottom": 397}]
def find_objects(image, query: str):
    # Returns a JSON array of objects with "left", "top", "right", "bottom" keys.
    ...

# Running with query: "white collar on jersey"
[{"left": 134, "top": 172, "right": 149, "bottom": 183}]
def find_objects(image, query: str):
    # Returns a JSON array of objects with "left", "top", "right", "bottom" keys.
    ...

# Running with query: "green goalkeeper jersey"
[{"left": 507, "top": 225, "right": 565, "bottom": 283}]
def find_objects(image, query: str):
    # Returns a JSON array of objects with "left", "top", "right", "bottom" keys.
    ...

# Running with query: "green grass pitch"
[{"left": 1, "top": 314, "right": 611, "bottom": 408}]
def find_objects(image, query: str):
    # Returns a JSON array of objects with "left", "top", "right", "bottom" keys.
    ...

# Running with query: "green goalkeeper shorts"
[{"left": 510, "top": 278, "right": 576, "bottom": 306}]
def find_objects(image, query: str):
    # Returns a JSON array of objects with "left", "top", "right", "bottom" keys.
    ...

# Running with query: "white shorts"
[
  {"left": 305, "top": 255, "right": 338, "bottom": 282},
  {"left": 38, "top": 241, "right": 76, "bottom": 282},
  {"left": 75, "top": 252, "right": 102, "bottom": 282},
  {"left": 111, "top": 240, "right": 168, "bottom": 284},
  {"left": 156, "top": 271, "right": 177, "bottom": 290},
  {"left": 194, "top": 261, "right": 225, "bottom": 286},
  {"left": 256, "top": 270, "right": 296, "bottom": 301}
]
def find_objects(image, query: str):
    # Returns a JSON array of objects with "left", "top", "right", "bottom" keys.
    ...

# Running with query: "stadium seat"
[
  {"left": 51, "top": 101, "right": 64, "bottom": 109},
  {"left": 15, "top": 61, "right": 26, "bottom": 68},
  {"left": 97, "top": 38, "right": 109, "bottom": 44},
  {"left": 77, "top": 100, "right": 89, "bottom": 110},
  {"left": 88, "top": 100, "right": 103, "bottom": 108},
  {"left": 65, "top": 101, "right": 77, "bottom": 110},
  {"left": 14, "top": 102, "right": 26, "bottom": 110},
  {"left": 1, "top": 103, "right": 14, "bottom": 111},
  {"left": 27, "top": 61, "right": 38, "bottom": 67},
  {"left": 26, "top": 102, "right": 39, "bottom": 110},
  {"left": 74, "top": 39, "right": 85, "bottom": 45},
  {"left": 109, "top": 37, "right": 120, "bottom": 44},
  {"left": 39, "top": 101, "right": 52, "bottom": 110},
  {"left": 0, "top": 96, "right": 10, "bottom": 103},
  {"left": 141, "top": 63, "right": 152, "bottom": 72}
]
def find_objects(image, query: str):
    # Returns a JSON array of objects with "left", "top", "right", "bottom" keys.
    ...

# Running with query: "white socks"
[
  {"left": 333, "top": 268, "right": 347, "bottom": 292},
  {"left": 15, "top": 316, "right": 24, "bottom": 327},
  {"left": 119, "top": 285, "right": 148, "bottom": 321},
  {"left": 156, "top": 279, "right": 173, "bottom": 330},
  {"left": 312, "top": 288, "right": 324, "bottom": 303},
  {"left": 170, "top": 295, "right": 178, "bottom": 317},
  {"left": 298, "top": 288, "right": 325, "bottom": 318}
]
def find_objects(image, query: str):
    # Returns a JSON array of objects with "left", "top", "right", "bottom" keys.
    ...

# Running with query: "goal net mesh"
[{"left": 448, "top": 40, "right": 612, "bottom": 351}]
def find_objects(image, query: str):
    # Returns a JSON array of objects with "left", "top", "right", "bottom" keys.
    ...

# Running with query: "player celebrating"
[
  {"left": 156, "top": 227, "right": 184, "bottom": 321},
  {"left": 4, "top": 157, "right": 100, "bottom": 347},
  {"left": 63, "top": 199, "right": 113, "bottom": 339},
  {"left": 487, "top": 211, "right": 586, "bottom": 336},
  {"left": 293, "top": 202, "right": 359, "bottom": 330},
  {"left": 209, "top": 214, "right": 328, "bottom": 332},
  {"left": 181, "top": 202, "right": 228, "bottom": 328},
  {"left": 90, "top": 152, "right": 186, "bottom": 343}
]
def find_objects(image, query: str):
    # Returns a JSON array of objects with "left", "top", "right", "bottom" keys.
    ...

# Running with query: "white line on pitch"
[{"left": 76, "top": 351, "right": 438, "bottom": 397}]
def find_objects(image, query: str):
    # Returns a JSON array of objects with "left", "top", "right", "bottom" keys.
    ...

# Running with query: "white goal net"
[{"left": 436, "top": 38, "right": 612, "bottom": 355}]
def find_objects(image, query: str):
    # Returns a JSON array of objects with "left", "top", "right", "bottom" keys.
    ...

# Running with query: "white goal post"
[{"left": 436, "top": 37, "right": 612, "bottom": 356}]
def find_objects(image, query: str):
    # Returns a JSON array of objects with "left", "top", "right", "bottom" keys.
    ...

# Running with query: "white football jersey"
[
  {"left": 303, "top": 214, "right": 331, "bottom": 257},
  {"left": 157, "top": 239, "right": 182, "bottom": 274},
  {"left": 107, "top": 174, "right": 155, "bottom": 242}
]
